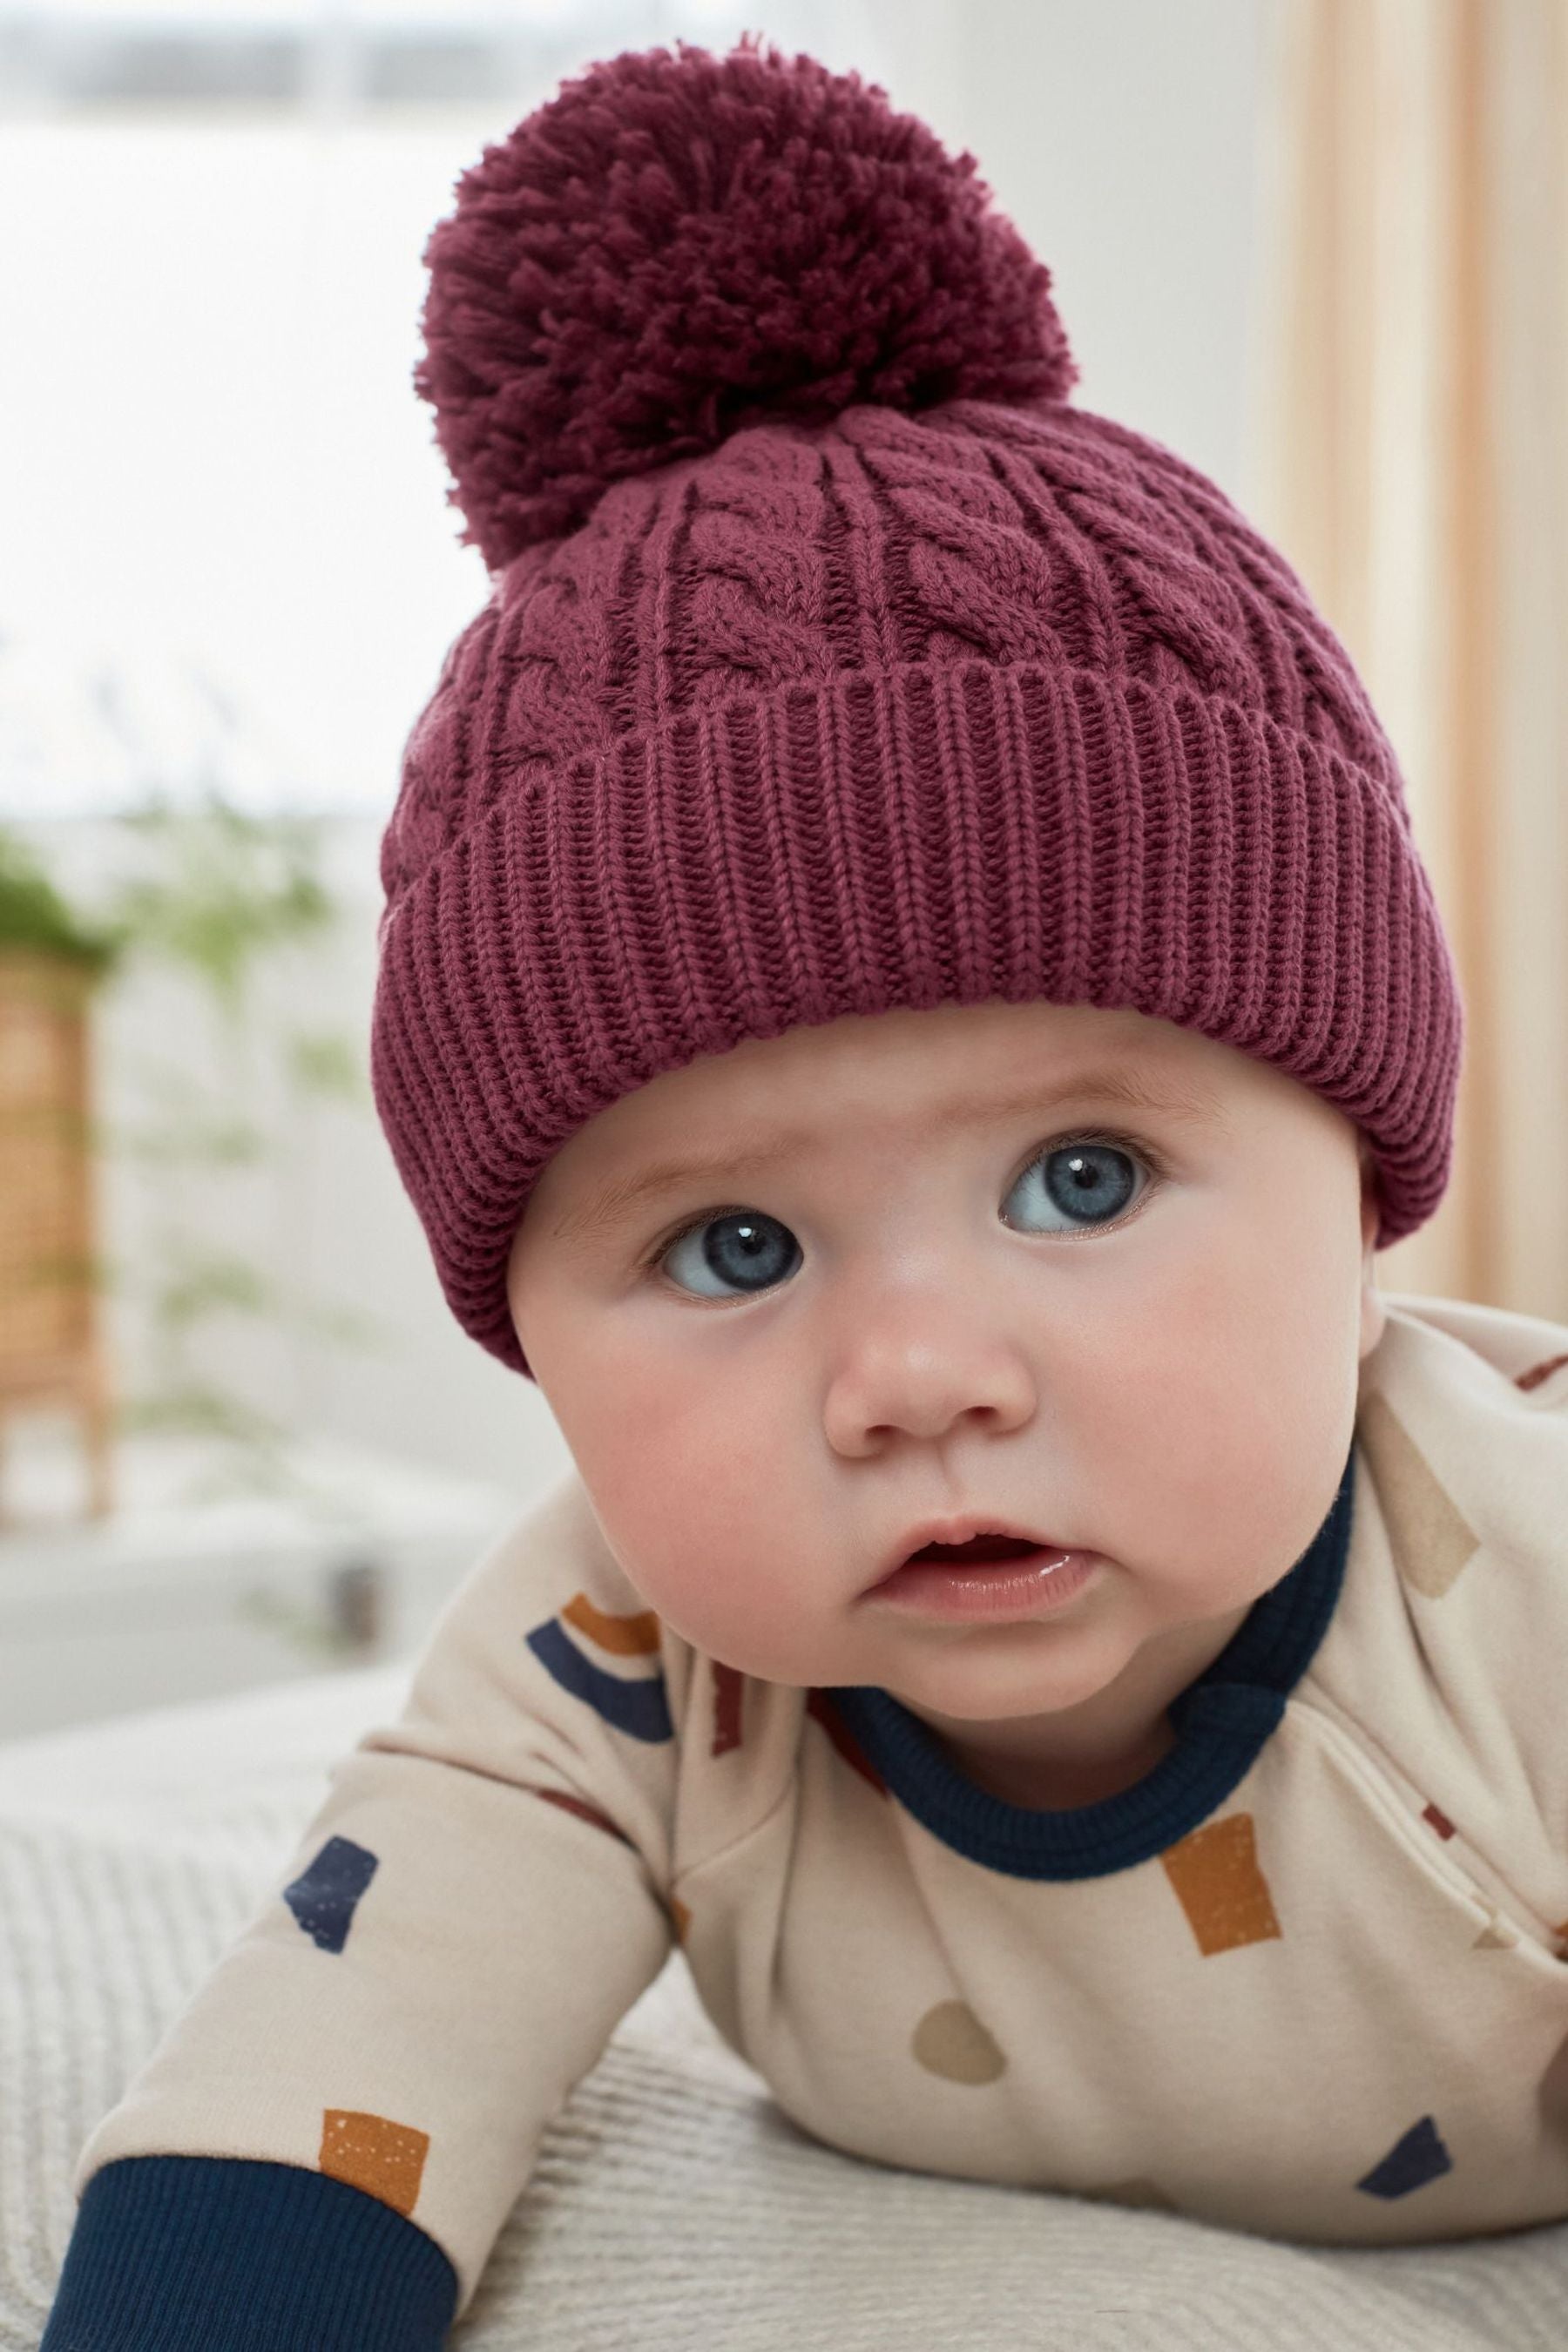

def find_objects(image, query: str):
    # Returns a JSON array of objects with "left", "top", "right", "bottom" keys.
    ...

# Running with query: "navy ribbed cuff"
[{"left": 40, "top": 2154, "right": 458, "bottom": 2351}]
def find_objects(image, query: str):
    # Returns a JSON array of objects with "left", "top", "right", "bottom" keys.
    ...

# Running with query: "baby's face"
[{"left": 507, "top": 997, "right": 1384, "bottom": 1795}]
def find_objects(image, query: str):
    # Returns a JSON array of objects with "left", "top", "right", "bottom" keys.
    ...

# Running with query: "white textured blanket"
[{"left": 3, "top": 1665, "right": 1567, "bottom": 2350}]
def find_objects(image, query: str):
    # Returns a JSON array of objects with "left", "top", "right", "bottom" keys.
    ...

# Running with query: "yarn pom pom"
[{"left": 415, "top": 37, "right": 1078, "bottom": 568}]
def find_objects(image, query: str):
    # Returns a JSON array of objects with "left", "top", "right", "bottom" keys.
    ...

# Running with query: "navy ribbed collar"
[{"left": 825, "top": 1441, "right": 1356, "bottom": 1882}]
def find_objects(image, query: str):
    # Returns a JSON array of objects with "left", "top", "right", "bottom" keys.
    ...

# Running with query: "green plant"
[
  {"left": 0, "top": 823, "right": 123, "bottom": 972},
  {"left": 105, "top": 794, "right": 335, "bottom": 1017},
  {"left": 13, "top": 789, "right": 393, "bottom": 1507}
]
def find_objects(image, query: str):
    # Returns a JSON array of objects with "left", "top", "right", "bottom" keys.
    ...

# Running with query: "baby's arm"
[{"left": 40, "top": 1470, "right": 681, "bottom": 2349}]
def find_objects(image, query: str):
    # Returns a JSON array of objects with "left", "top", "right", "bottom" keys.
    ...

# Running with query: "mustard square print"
[
  {"left": 320, "top": 2109, "right": 430, "bottom": 2216},
  {"left": 1161, "top": 1814, "right": 1282, "bottom": 1956}
]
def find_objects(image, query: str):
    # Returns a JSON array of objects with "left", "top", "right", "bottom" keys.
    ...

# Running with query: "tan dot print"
[
  {"left": 1355, "top": 1390, "right": 1479, "bottom": 1598},
  {"left": 1161, "top": 1814, "right": 1281, "bottom": 1956},
  {"left": 320, "top": 2109, "right": 429, "bottom": 2216},
  {"left": 912, "top": 1999, "right": 1007, "bottom": 2084}
]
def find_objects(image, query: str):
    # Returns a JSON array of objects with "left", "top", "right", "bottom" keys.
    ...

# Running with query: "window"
[{"left": 0, "top": 0, "right": 879, "bottom": 817}]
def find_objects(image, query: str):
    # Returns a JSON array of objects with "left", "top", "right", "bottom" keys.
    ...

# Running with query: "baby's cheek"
[
  {"left": 1072, "top": 1249, "right": 1351, "bottom": 1589},
  {"left": 573, "top": 1449, "right": 775, "bottom": 1643},
  {"left": 622, "top": 1517, "right": 835, "bottom": 1685}
]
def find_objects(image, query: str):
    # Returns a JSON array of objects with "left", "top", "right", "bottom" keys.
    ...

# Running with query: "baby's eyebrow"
[{"left": 551, "top": 1064, "right": 1228, "bottom": 1247}]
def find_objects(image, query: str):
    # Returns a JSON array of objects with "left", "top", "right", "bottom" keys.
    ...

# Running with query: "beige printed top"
[{"left": 71, "top": 1290, "right": 1568, "bottom": 2319}]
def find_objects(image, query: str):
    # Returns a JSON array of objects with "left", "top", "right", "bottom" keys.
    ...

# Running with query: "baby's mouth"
[{"left": 902, "top": 1534, "right": 1047, "bottom": 1565}]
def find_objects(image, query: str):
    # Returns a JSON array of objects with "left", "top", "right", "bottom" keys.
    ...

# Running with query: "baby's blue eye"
[{"left": 649, "top": 1138, "right": 1153, "bottom": 1303}]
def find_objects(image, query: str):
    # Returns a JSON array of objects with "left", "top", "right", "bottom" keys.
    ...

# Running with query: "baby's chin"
[{"left": 873, "top": 1639, "right": 1134, "bottom": 1724}]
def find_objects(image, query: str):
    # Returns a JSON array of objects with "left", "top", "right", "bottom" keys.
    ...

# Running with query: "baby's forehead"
[
  {"left": 557, "top": 997, "right": 1300, "bottom": 1188},
  {"left": 634, "top": 997, "right": 1259, "bottom": 1125}
]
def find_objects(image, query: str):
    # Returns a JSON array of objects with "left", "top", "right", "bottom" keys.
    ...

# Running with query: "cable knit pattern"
[{"left": 371, "top": 44, "right": 1464, "bottom": 1378}]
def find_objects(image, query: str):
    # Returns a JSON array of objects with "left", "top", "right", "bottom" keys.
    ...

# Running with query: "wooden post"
[{"left": 0, "top": 948, "right": 114, "bottom": 1523}]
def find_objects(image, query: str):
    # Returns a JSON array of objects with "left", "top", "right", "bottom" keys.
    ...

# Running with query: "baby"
[{"left": 42, "top": 37, "right": 1568, "bottom": 2352}]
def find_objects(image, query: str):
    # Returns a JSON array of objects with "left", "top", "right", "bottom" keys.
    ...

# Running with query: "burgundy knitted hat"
[{"left": 371, "top": 36, "right": 1464, "bottom": 1380}]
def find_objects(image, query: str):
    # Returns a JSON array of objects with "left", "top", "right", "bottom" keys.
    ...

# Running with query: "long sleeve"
[{"left": 51, "top": 1468, "right": 682, "bottom": 2331}]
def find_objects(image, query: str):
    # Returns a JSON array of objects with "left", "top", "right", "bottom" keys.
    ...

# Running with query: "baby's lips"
[{"left": 866, "top": 1517, "right": 1077, "bottom": 1590}]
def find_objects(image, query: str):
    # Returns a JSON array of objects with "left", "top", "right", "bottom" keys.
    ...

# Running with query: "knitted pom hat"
[{"left": 371, "top": 35, "right": 1464, "bottom": 1381}]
